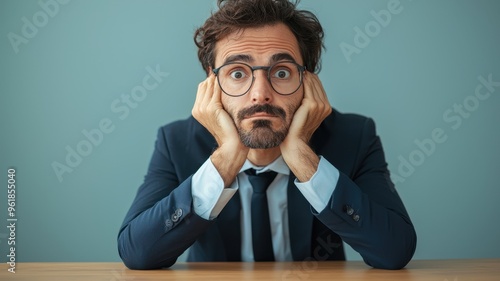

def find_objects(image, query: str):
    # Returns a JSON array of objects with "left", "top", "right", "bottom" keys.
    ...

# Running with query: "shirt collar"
[{"left": 239, "top": 155, "right": 290, "bottom": 176}]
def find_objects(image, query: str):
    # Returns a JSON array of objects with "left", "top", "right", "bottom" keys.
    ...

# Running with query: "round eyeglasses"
[{"left": 212, "top": 61, "right": 306, "bottom": 97}]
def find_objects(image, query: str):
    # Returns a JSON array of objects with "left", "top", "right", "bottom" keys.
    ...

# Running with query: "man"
[{"left": 118, "top": 0, "right": 416, "bottom": 270}]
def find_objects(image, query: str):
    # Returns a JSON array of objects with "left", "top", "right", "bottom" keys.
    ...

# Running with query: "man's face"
[{"left": 214, "top": 23, "right": 304, "bottom": 149}]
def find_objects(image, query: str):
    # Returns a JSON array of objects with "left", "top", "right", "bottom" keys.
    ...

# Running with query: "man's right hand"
[{"left": 192, "top": 74, "right": 249, "bottom": 187}]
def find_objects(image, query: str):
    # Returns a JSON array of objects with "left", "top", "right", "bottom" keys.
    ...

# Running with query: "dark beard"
[
  {"left": 238, "top": 119, "right": 288, "bottom": 149},
  {"left": 235, "top": 104, "right": 290, "bottom": 149}
]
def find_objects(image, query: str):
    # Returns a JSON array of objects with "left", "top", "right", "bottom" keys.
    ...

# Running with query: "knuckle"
[
  {"left": 197, "top": 83, "right": 204, "bottom": 92},
  {"left": 192, "top": 108, "right": 200, "bottom": 117},
  {"left": 309, "top": 102, "right": 318, "bottom": 111}
]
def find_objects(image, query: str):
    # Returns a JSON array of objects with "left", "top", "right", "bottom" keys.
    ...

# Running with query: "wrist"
[
  {"left": 211, "top": 141, "right": 248, "bottom": 187},
  {"left": 281, "top": 140, "right": 319, "bottom": 182}
]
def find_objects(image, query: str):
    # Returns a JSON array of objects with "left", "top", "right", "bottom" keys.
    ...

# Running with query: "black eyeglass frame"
[{"left": 212, "top": 61, "right": 307, "bottom": 97}]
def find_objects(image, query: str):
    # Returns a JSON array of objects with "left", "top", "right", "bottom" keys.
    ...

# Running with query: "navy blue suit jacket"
[{"left": 118, "top": 109, "right": 416, "bottom": 270}]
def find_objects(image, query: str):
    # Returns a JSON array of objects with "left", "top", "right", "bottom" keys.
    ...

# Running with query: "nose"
[{"left": 248, "top": 70, "right": 273, "bottom": 104}]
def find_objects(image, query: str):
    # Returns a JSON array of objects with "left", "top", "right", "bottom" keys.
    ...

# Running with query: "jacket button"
[
  {"left": 346, "top": 206, "right": 354, "bottom": 216},
  {"left": 172, "top": 208, "right": 183, "bottom": 222},
  {"left": 352, "top": 214, "right": 360, "bottom": 222},
  {"left": 165, "top": 219, "right": 173, "bottom": 230},
  {"left": 175, "top": 208, "right": 183, "bottom": 217}
]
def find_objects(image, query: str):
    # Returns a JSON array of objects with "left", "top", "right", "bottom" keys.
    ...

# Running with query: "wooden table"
[{"left": 1, "top": 259, "right": 498, "bottom": 280}]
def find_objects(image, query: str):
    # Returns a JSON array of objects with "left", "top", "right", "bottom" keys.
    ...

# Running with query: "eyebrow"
[
  {"left": 223, "top": 54, "right": 253, "bottom": 65},
  {"left": 269, "top": 53, "right": 297, "bottom": 64},
  {"left": 222, "top": 52, "right": 298, "bottom": 65}
]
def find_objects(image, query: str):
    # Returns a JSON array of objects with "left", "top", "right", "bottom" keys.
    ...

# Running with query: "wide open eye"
[
  {"left": 230, "top": 70, "right": 247, "bottom": 80},
  {"left": 223, "top": 64, "right": 251, "bottom": 81},
  {"left": 272, "top": 67, "right": 291, "bottom": 80}
]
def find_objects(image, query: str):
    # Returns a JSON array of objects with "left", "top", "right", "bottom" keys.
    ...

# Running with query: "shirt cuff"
[
  {"left": 192, "top": 158, "right": 238, "bottom": 220},
  {"left": 294, "top": 156, "right": 339, "bottom": 213}
]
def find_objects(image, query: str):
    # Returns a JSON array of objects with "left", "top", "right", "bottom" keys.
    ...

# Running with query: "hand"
[
  {"left": 192, "top": 74, "right": 240, "bottom": 147},
  {"left": 283, "top": 72, "right": 332, "bottom": 145},
  {"left": 192, "top": 74, "right": 248, "bottom": 186},
  {"left": 280, "top": 72, "right": 332, "bottom": 182}
]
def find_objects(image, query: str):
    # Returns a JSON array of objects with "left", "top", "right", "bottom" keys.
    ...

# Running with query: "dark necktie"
[{"left": 245, "top": 169, "right": 277, "bottom": 261}]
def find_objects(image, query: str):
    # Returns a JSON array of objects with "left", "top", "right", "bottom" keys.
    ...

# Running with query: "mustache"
[{"left": 237, "top": 104, "right": 286, "bottom": 121}]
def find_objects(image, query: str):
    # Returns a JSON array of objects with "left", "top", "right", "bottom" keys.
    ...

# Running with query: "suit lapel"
[{"left": 287, "top": 172, "right": 314, "bottom": 260}]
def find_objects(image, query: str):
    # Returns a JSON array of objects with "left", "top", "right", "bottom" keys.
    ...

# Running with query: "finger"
[
  {"left": 302, "top": 71, "right": 314, "bottom": 101},
  {"left": 194, "top": 80, "right": 207, "bottom": 114},
  {"left": 303, "top": 72, "right": 321, "bottom": 110},
  {"left": 305, "top": 73, "right": 332, "bottom": 123},
  {"left": 194, "top": 75, "right": 215, "bottom": 118},
  {"left": 309, "top": 73, "right": 330, "bottom": 107},
  {"left": 210, "top": 73, "right": 222, "bottom": 104},
  {"left": 309, "top": 73, "right": 324, "bottom": 98},
  {"left": 196, "top": 75, "right": 212, "bottom": 103},
  {"left": 200, "top": 75, "right": 218, "bottom": 114},
  {"left": 195, "top": 78, "right": 207, "bottom": 102},
  {"left": 204, "top": 74, "right": 216, "bottom": 103}
]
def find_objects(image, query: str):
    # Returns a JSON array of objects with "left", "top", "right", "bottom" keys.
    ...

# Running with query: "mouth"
[
  {"left": 237, "top": 104, "right": 286, "bottom": 123},
  {"left": 245, "top": 112, "right": 277, "bottom": 119}
]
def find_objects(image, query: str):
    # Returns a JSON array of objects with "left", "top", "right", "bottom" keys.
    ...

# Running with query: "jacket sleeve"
[
  {"left": 117, "top": 127, "right": 214, "bottom": 270},
  {"left": 314, "top": 117, "right": 417, "bottom": 269}
]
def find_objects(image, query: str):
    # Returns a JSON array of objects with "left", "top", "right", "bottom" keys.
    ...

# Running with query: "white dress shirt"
[{"left": 191, "top": 155, "right": 340, "bottom": 261}]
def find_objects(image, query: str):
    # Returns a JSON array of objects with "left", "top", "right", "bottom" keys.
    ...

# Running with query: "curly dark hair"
[{"left": 194, "top": 0, "right": 325, "bottom": 75}]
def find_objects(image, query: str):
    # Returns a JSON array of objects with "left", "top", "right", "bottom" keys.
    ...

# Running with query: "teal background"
[{"left": 1, "top": 0, "right": 499, "bottom": 263}]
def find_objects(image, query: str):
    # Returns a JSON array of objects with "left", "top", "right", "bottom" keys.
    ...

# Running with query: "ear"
[{"left": 206, "top": 66, "right": 213, "bottom": 77}]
